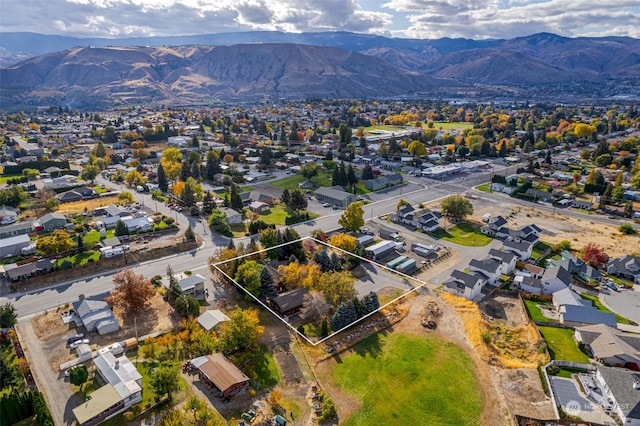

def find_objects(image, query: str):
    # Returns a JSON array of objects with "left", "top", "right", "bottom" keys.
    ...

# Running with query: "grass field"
[
  {"left": 579, "top": 294, "right": 631, "bottom": 325},
  {"left": 538, "top": 326, "right": 590, "bottom": 363},
  {"left": 524, "top": 300, "right": 556, "bottom": 322},
  {"left": 475, "top": 183, "right": 492, "bottom": 193},
  {"left": 333, "top": 333, "right": 484, "bottom": 426},
  {"left": 54, "top": 250, "right": 101, "bottom": 267},
  {"left": 531, "top": 242, "right": 552, "bottom": 261},
  {"left": 271, "top": 172, "right": 333, "bottom": 191},
  {"left": 429, "top": 222, "right": 492, "bottom": 247},
  {"left": 428, "top": 122, "right": 474, "bottom": 130},
  {"left": 0, "top": 174, "right": 22, "bottom": 184}
]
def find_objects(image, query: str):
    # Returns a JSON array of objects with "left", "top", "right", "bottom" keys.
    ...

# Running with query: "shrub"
[
  {"left": 619, "top": 223, "right": 636, "bottom": 235},
  {"left": 60, "top": 260, "right": 73, "bottom": 270}
]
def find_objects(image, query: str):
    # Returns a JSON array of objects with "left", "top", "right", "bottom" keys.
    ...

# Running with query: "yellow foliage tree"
[
  {"left": 161, "top": 147, "right": 183, "bottom": 180},
  {"left": 328, "top": 234, "right": 357, "bottom": 254}
]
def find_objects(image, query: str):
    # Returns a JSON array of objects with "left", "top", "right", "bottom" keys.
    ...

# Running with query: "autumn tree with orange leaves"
[{"left": 107, "top": 269, "right": 156, "bottom": 316}]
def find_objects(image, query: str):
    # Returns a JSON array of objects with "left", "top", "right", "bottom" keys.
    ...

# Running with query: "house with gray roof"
[
  {"left": 595, "top": 365, "right": 640, "bottom": 424},
  {"left": 513, "top": 275, "right": 543, "bottom": 294},
  {"left": 468, "top": 258, "right": 502, "bottom": 284},
  {"left": 0, "top": 234, "right": 31, "bottom": 257},
  {"left": 503, "top": 239, "right": 534, "bottom": 261},
  {"left": 444, "top": 270, "right": 485, "bottom": 301},
  {"left": 73, "top": 299, "right": 120, "bottom": 335},
  {"left": 364, "top": 173, "right": 402, "bottom": 191},
  {"left": 2, "top": 259, "right": 52, "bottom": 282},
  {"left": 541, "top": 265, "right": 573, "bottom": 295},
  {"left": 556, "top": 251, "right": 602, "bottom": 282},
  {"left": 197, "top": 310, "right": 230, "bottom": 332},
  {"left": 0, "top": 206, "right": 18, "bottom": 225},
  {"left": 178, "top": 274, "right": 206, "bottom": 299},
  {"left": 36, "top": 212, "right": 67, "bottom": 231},
  {"left": 559, "top": 304, "right": 617, "bottom": 327},
  {"left": 608, "top": 255, "right": 640, "bottom": 284},
  {"left": 314, "top": 186, "right": 357, "bottom": 208},
  {"left": 270, "top": 287, "right": 309, "bottom": 317},
  {"left": 0, "top": 221, "right": 33, "bottom": 239},
  {"left": 575, "top": 324, "right": 640, "bottom": 368},
  {"left": 488, "top": 249, "right": 517, "bottom": 275}
]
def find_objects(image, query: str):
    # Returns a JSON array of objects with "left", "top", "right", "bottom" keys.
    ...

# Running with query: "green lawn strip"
[
  {"left": 134, "top": 360, "right": 188, "bottom": 407},
  {"left": 430, "top": 122, "right": 474, "bottom": 130},
  {"left": 430, "top": 222, "right": 492, "bottom": 247},
  {"left": 538, "top": 326, "right": 590, "bottom": 363},
  {"left": 83, "top": 230, "right": 102, "bottom": 245},
  {"left": 0, "top": 174, "right": 22, "bottom": 183},
  {"left": 258, "top": 204, "right": 319, "bottom": 226},
  {"left": 363, "top": 125, "right": 405, "bottom": 131},
  {"left": 475, "top": 183, "right": 492, "bottom": 193},
  {"left": 579, "top": 294, "right": 631, "bottom": 324},
  {"left": 271, "top": 172, "right": 333, "bottom": 191},
  {"left": 55, "top": 250, "right": 100, "bottom": 267},
  {"left": 333, "top": 333, "right": 484, "bottom": 426},
  {"left": 92, "top": 185, "right": 109, "bottom": 194},
  {"left": 524, "top": 300, "right": 555, "bottom": 322}
]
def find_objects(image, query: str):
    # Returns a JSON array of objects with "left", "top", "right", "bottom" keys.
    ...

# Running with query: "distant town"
[{"left": 1, "top": 99, "right": 639, "bottom": 426}]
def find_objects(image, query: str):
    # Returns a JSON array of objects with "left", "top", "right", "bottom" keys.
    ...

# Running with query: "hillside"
[{"left": 0, "top": 43, "right": 446, "bottom": 107}]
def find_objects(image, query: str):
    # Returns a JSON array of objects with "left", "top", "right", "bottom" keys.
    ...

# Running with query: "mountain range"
[{"left": 1, "top": 31, "right": 639, "bottom": 109}]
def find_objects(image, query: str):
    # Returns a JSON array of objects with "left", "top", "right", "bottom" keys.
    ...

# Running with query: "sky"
[{"left": 1, "top": 0, "right": 639, "bottom": 40}]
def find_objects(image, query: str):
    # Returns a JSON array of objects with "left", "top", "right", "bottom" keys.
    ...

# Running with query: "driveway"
[
  {"left": 17, "top": 320, "right": 81, "bottom": 426},
  {"left": 600, "top": 285, "right": 640, "bottom": 325},
  {"left": 550, "top": 376, "right": 616, "bottom": 424}
]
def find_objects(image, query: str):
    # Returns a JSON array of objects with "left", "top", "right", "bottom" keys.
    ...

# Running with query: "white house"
[
  {"left": 488, "top": 249, "right": 517, "bottom": 275},
  {"left": 595, "top": 365, "right": 640, "bottom": 425},
  {"left": 197, "top": 310, "right": 230, "bottom": 332},
  {"left": 444, "top": 270, "right": 485, "bottom": 301},
  {"left": 73, "top": 352, "right": 142, "bottom": 426},
  {"left": 0, "top": 206, "right": 18, "bottom": 225},
  {"left": 541, "top": 265, "right": 572, "bottom": 295},
  {"left": 468, "top": 258, "right": 502, "bottom": 285},
  {"left": 503, "top": 240, "right": 534, "bottom": 261},
  {"left": 219, "top": 207, "right": 243, "bottom": 225}
]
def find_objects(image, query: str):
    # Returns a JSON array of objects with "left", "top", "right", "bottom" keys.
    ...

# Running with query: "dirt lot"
[
  {"left": 56, "top": 195, "right": 122, "bottom": 215},
  {"left": 469, "top": 203, "right": 639, "bottom": 258},
  {"left": 31, "top": 293, "right": 179, "bottom": 370}
]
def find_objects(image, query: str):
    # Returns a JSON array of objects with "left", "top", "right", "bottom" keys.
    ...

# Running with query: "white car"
[{"left": 70, "top": 339, "right": 90, "bottom": 349}]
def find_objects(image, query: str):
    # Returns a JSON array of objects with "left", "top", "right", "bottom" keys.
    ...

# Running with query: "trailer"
[
  {"left": 365, "top": 240, "right": 397, "bottom": 261},
  {"left": 386, "top": 256, "right": 407, "bottom": 270},
  {"left": 379, "top": 228, "right": 401, "bottom": 241},
  {"left": 413, "top": 246, "right": 434, "bottom": 258},
  {"left": 356, "top": 234, "right": 375, "bottom": 247},
  {"left": 412, "top": 242, "right": 438, "bottom": 252},
  {"left": 396, "top": 258, "right": 417, "bottom": 274}
]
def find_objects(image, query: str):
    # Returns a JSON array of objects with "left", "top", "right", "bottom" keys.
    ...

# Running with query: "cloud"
[{"left": 0, "top": 0, "right": 638, "bottom": 39}]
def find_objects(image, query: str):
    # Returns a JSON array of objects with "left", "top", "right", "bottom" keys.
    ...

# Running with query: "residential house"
[
  {"left": 197, "top": 310, "right": 230, "bottom": 332},
  {"left": 0, "top": 234, "right": 31, "bottom": 257},
  {"left": 468, "top": 258, "right": 502, "bottom": 284},
  {"left": 270, "top": 287, "right": 309, "bottom": 317},
  {"left": 488, "top": 249, "right": 517, "bottom": 275},
  {"left": 192, "top": 353, "right": 250, "bottom": 398},
  {"left": 540, "top": 265, "right": 572, "bottom": 295},
  {"left": 575, "top": 324, "right": 640, "bottom": 368},
  {"left": 557, "top": 251, "right": 602, "bottom": 282},
  {"left": 56, "top": 188, "right": 84, "bottom": 203},
  {"left": 515, "top": 224, "right": 541, "bottom": 245},
  {"left": 444, "top": 270, "right": 485, "bottom": 301},
  {"left": 525, "top": 188, "right": 553, "bottom": 202},
  {"left": 594, "top": 366, "right": 640, "bottom": 425},
  {"left": 552, "top": 287, "right": 588, "bottom": 311},
  {"left": 364, "top": 173, "right": 402, "bottom": 191},
  {"left": 0, "top": 221, "right": 33, "bottom": 239},
  {"left": 608, "top": 255, "right": 640, "bottom": 284},
  {"left": 513, "top": 275, "right": 544, "bottom": 295},
  {"left": 314, "top": 186, "right": 357, "bottom": 208},
  {"left": 560, "top": 304, "right": 617, "bottom": 327},
  {"left": 248, "top": 201, "right": 270, "bottom": 214},
  {"left": 520, "top": 263, "right": 545, "bottom": 279},
  {"left": 178, "top": 274, "right": 206, "bottom": 299},
  {"left": 72, "top": 352, "right": 142, "bottom": 426},
  {"left": 572, "top": 200, "right": 593, "bottom": 210},
  {"left": 481, "top": 216, "right": 509, "bottom": 238},
  {"left": 0, "top": 206, "right": 18, "bottom": 225},
  {"left": 74, "top": 299, "right": 120, "bottom": 335},
  {"left": 2, "top": 259, "right": 52, "bottom": 282},
  {"left": 219, "top": 207, "right": 243, "bottom": 225},
  {"left": 503, "top": 239, "right": 534, "bottom": 261},
  {"left": 103, "top": 215, "right": 133, "bottom": 229},
  {"left": 123, "top": 216, "right": 153, "bottom": 233},
  {"left": 36, "top": 212, "right": 67, "bottom": 231},
  {"left": 393, "top": 204, "right": 415, "bottom": 225},
  {"left": 416, "top": 210, "right": 442, "bottom": 232},
  {"left": 95, "top": 205, "right": 131, "bottom": 218}
]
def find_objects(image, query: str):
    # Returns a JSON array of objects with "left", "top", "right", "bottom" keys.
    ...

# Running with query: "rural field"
[{"left": 332, "top": 333, "right": 484, "bottom": 426}]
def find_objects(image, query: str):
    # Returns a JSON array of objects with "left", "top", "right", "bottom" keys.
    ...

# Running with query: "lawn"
[
  {"left": 230, "top": 345, "right": 280, "bottom": 389},
  {"left": 538, "top": 326, "right": 590, "bottom": 363},
  {"left": 258, "top": 204, "right": 319, "bottom": 226},
  {"left": 579, "top": 294, "right": 631, "bottom": 325},
  {"left": 333, "top": 333, "right": 484, "bottom": 426},
  {"left": 524, "top": 300, "right": 555, "bottom": 322},
  {"left": 135, "top": 360, "right": 187, "bottom": 407},
  {"left": 271, "top": 171, "right": 333, "bottom": 191},
  {"left": 475, "top": 182, "right": 492, "bottom": 193},
  {"left": 429, "top": 222, "right": 492, "bottom": 247},
  {"left": 531, "top": 242, "right": 552, "bottom": 261},
  {"left": 55, "top": 250, "right": 100, "bottom": 267},
  {"left": 429, "top": 121, "right": 474, "bottom": 130},
  {"left": 0, "top": 174, "right": 22, "bottom": 184},
  {"left": 83, "top": 230, "right": 102, "bottom": 245}
]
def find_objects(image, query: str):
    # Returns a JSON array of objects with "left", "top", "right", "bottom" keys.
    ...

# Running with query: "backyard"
[
  {"left": 332, "top": 333, "right": 484, "bottom": 426},
  {"left": 524, "top": 300, "right": 556, "bottom": 322},
  {"left": 429, "top": 222, "right": 493, "bottom": 247},
  {"left": 256, "top": 204, "right": 319, "bottom": 226},
  {"left": 538, "top": 326, "right": 590, "bottom": 363},
  {"left": 271, "top": 172, "right": 333, "bottom": 191}
]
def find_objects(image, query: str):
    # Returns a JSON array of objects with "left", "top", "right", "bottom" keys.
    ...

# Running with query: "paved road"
[{"left": 600, "top": 285, "right": 640, "bottom": 324}]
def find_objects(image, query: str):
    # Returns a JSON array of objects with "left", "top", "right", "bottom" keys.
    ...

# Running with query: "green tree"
[
  {"left": 280, "top": 188, "right": 291, "bottom": 206},
  {"left": 440, "top": 195, "right": 474, "bottom": 221},
  {"left": 151, "top": 365, "right": 181, "bottom": 400},
  {"left": 407, "top": 140, "right": 426, "bottom": 156},
  {"left": 92, "top": 140, "right": 107, "bottom": 157},
  {"left": 114, "top": 219, "right": 129, "bottom": 237},
  {"left": 338, "top": 202, "right": 364, "bottom": 232},
  {"left": 217, "top": 308, "right": 264, "bottom": 353},
  {"left": 287, "top": 189, "right": 307, "bottom": 213},
  {"left": 361, "top": 164, "right": 375, "bottom": 180},
  {"left": 397, "top": 198, "right": 412, "bottom": 211},
  {"left": 69, "top": 366, "right": 89, "bottom": 391},
  {"left": 184, "top": 226, "right": 196, "bottom": 242},
  {"left": 301, "top": 163, "right": 320, "bottom": 182},
  {"left": 157, "top": 163, "right": 168, "bottom": 192},
  {"left": 0, "top": 357, "right": 19, "bottom": 390},
  {"left": 0, "top": 186, "right": 29, "bottom": 208},
  {"left": 208, "top": 209, "right": 232, "bottom": 237},
  {"left": 80, "top": 165, "right": 99, "bottom": 183},
  {"left": 234, "top": 260, "right": 263, "bottom": 298},
  {"left": 259, "top": 228, "right": 279, "bottom": 260},
  {"left": 229, "top": 184, "right": 243, "bottom": 211},
  {"left": 0, "top": 303, "right": 17, "bottom": 328}
]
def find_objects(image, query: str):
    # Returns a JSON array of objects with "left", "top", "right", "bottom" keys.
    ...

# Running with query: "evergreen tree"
[
  {"left": 114, "top": 220, "right": 129, "bottom": 236},
  {"left": 314, "top": 249, "right": 333, "bottom": 272},
  {"left": 191, "top": 135, "right": 199, "bottom": 148},
  {"left": 339, "top": 162, "right": 347, "bottom": 186},
  {"left": 330, "top": 252, "right": 342, "bottom": 272},
  {"left": 332, "top": 166, "right": 341, "bottom": 186},
  {"left": 362, "top": 164, "right": 375, "bottom": 180},
  {"left": 330, "top": 301, "right": 358, "bottom": 331},
  {"left": 281, "top": 188, "right": 291, "bottom": 206},
  {"left": 157, "top": 163, "right": 168, "bottom": 192},
  {"left": 230, "top": 184, "right": 243, "bottom": 211},
  {"left": 259, "top": 266, "right": 277, "bottom": 302},
  {"left": 325, "top": 150, "right": 333, "bottom": 160},
  {"left": 363, "top": 292, "right": 380, "bottom": 313},
  {"left": 205, "top": 151, "right": 220, "bottom": 181},
  {"left": 190, "top": 161, "right": 200, "bottom": 180},
  {"left": 287, "top": 189, "right": 307, "bottom": 212},
  {"left": 202, "top": 191, "right": 215, "bottom": 215},
  {"left": 347, "top": 164, "right": 357, "bottom": 185},
  {"left": 180, "top": 160, "right": 190, "bottom": 181},
  {"left": 320, "top": 317, "right": 329, "bottom": 337},
  {"left": 184, "top": 226, "right": 196, "bottom": 242}
]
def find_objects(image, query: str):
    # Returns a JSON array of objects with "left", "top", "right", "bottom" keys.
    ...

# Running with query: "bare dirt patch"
[
  {"left": 56, "top": 195, "right": 121, "bottom": 215},
  {"left": 495, "top": 367, "right": 556, "bottom": 420},
  {"left": 480, "top": 293, "right": 530, "bottom": 327}
]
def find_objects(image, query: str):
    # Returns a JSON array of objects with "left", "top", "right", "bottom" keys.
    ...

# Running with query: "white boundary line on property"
[{"left": 210, "top": 235, "right": 428, "bottom": 346}]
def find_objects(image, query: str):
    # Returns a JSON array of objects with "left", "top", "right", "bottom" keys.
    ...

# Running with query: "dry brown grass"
[
  {"left": 441, "top": 292, "right": 548, "bottom": 368},
  {"left": 56, "top": 196, "right": 121, "bottom": 215}
]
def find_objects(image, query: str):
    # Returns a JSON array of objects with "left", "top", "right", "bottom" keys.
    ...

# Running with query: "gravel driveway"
[{"left": 17, "top": 320, "right": 82, "bottom": 426}]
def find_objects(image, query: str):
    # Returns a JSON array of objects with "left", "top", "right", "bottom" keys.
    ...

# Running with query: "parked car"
[
  {"left": 66, "top": 333, "right": 85, "bottom": 344},
  {"left": 323, "top": 203, "right": 331, "bottom": 207},
  {"left": 604, "top": 280, "right": 619, "bottom": 292},
  {"left": 70, "top": 339, "right": 90, "bottom": 349}
]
